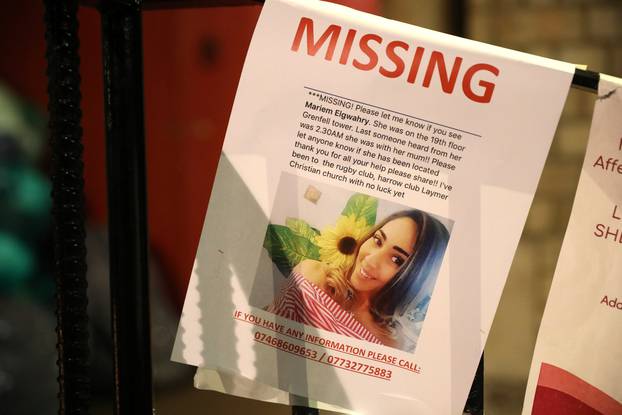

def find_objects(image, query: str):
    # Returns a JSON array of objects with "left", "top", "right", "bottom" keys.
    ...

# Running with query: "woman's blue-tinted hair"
[{"left": 357, "top": 210, "right": 450, "bottom": 323}]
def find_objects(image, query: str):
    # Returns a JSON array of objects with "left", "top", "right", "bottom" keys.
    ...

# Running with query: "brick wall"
[
  {"left": 384, "top": 1, "right": 450, "bottom": 32},
  {"left": 466, "top": 0, "right": 621, "bottom": 413}
]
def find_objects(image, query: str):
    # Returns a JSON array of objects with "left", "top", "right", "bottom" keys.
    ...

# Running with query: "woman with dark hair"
[{"left": 266, "top": 209, "right": 449, "bottom": 350}]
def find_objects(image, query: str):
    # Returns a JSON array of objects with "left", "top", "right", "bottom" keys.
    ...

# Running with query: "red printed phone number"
[
  {"left": 254, "top": 331, "right": 318, "bottom": 360},
  {"left": 322, "top": 355, "right": 392, "bottom": 380},
  {"left": 253, "top": 331, "right": 392, "bottom": 381}
]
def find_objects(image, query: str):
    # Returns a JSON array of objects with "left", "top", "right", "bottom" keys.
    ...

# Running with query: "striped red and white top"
[{"left": 266, "top": 272, "right": 382, "bottom": 344}]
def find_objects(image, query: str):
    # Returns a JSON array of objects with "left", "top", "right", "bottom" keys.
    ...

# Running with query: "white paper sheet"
[
  {"left": 172, "top": 1, "right": 574, "bottom": 413},
  {"left": 522, "top": 76, "right": 622, "bottom": 415}
]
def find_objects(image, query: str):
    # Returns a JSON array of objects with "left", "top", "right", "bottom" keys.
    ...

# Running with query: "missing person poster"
[
  {"left": 171, "top": 0, "right": 574, "bottom": 413},
  {"left": 523, "top": 76, "right": 622, "bottom": 415}
]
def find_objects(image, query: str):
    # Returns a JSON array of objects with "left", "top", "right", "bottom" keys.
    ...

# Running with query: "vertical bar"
[
  {"left": 43, "top": 0, "right": 91, "bottom": 414},
  {"left": 100, "top": 2, "right": 153, "bottom": 414},
  {"left": 464, "top": 356, "right": 484, "bottom": 414},
  {"left": 292, "top": 406, "right": 319, "bottom": 415},
  {"left": 447, "top": 0, "right": 466, "bottom": 37},
  {"left": 447, "top": 0, "right": 485, "bottom": 412}
]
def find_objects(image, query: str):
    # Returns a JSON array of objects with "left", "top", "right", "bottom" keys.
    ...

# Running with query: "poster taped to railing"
[{"left": 172, "top": 0, "right": 574, "bottom": 413}]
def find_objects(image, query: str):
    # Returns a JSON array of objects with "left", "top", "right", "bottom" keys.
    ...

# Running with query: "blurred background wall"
[{"left": 0, "top": 0, "right": 620, "bottom": 414}]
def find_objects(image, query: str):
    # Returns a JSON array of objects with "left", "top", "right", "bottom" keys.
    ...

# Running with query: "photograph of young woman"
[{"left": 266, "top": 209, "right": 449, "bottom": 351}]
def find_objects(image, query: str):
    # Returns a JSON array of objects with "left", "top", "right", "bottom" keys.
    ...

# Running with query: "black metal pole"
[
  {"left": 100, "top": 1, "right": 153, "bottom": 414},
  {"left": 44, "top": 0, "right": 91, "bottom": 414},
  {"left": 464, "top": 357, "right": 484, "bottom": 414},
  {"left": 292, "top": 406, "right": 319, "bottom": 415},
  {"left": 448, "top": 0, "right": 466, "bottom": 37},
  {"left": 446, "top": 0, "right": 484, "bottom": 413}
]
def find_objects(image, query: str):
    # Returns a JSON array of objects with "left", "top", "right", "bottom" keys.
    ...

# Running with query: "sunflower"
[{"left": 315, "top": 214, "right": 370, "bottom": 269}]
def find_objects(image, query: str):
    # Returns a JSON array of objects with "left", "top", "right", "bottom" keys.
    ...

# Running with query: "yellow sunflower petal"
[{"left": 316, "top": 214, "right": 371, "bottom": 268}]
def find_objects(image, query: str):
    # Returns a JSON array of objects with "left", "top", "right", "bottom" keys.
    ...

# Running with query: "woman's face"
[{"left": 350, "top": 217, "right": 418, "bottom": 295}]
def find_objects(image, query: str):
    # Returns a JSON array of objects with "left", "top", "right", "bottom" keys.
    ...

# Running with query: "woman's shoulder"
[
  {"left": 352, "top": 309, "right": 398, "bottom": 347},
  {"left": 293, "top": 259, "right": 329, "bottom": 288}
]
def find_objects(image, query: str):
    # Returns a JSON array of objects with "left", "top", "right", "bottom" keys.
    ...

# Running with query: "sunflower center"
[{"left": 337, "top": 236, "right": 357, "bottom": 255}]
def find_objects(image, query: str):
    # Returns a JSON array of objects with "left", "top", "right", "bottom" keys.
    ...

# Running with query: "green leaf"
[
  {"left": 263, "top": 225, "right": 320, "bottom": 276},
  {"left": 285, "top": 217, "right": 319, "bottom": 241},
  {"left": 341, "top": 194, "right": 378, "bottom": 226}
]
